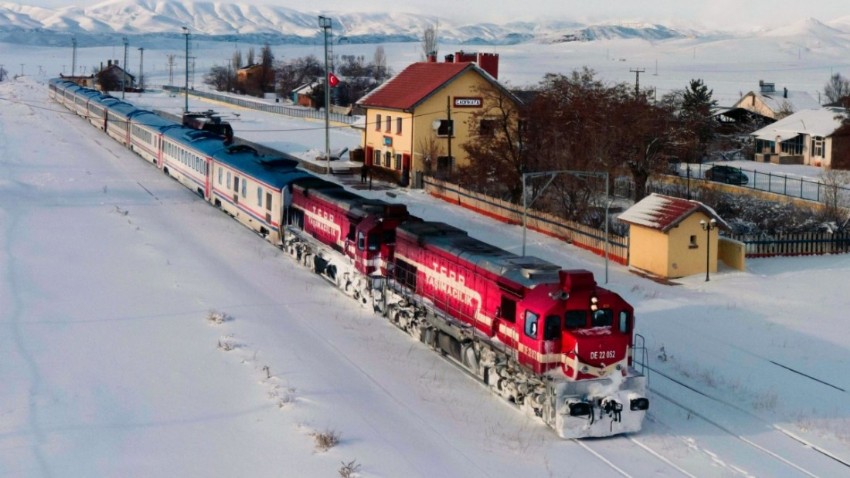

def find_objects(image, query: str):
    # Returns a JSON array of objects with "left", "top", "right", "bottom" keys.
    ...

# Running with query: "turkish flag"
[{"left": 328, "top": 72, "right": 340, "bottom": 88}]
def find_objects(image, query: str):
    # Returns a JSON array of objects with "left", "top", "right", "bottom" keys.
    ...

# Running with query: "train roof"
[
  {"left": 293, "top": 179, "right": 397, "bottom": 217},
  {"left": 398, "top": 221, "right": 561, "bottom": 288},
  {"left": 131, "top": 110, "right": 180, "bottom": 130},
  {"left": 162, "top": 126, "right": 226, "bottom": 155},
  {"left": 212, "top": 145, "right": 310, "bottom": 189},
  {"left": 107, "top": 101, "right": 144, "bottom": 117}
]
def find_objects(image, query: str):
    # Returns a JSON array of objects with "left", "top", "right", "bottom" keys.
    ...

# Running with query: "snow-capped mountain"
[
  {"left": 0, "top": 0, "right": 694, "bottom": 45},
  {"left": 1, "top": 0, "right": 850, "bottom": 47}
]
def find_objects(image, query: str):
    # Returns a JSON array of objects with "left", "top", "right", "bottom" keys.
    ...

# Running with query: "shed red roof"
[
  {"left": 358, "top": 62, "right": 473, "bottom": 111},
  {"left": 618, "top": 193, "right": 729, "bottom": 232}
]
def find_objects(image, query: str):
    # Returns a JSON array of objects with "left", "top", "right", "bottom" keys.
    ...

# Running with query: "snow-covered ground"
[{"left": 3, "top": 37, "right": 850, "bottom": 477}]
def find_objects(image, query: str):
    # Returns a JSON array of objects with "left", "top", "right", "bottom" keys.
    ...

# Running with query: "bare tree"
[
  {"left": 259, "top": 42, "right": 275, "bottom": 93},
  {"left": 824, "top": 73, "right": 850, "bottom": 105},
  {"left": 231, "top": 50, "right": 242, "bottom": 72},
  {"left": 422, "top": 23, "right": 439, "bottom": 59},
  {"left": 776, "top": 100, "right": 795, "bottom": 119},
  {"left": 820, "top": 167, "right": 850, "bottom": 229},
  {"left": 276, "top": 55, "right": 323, "bottom": 99},
  {"left": 246, "top": 47, "right": 255, "bottom": 66},
  {"left": 203, "top": 64, "right": 234, "bottom": 92},
  {"left": 458, "top": 85, "right": 526, "bottom": 201},
  {"left": 373, "top": 46, "right": 388, "bottom": 82}
]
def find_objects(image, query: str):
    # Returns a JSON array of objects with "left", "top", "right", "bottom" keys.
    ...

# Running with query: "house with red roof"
[
  {"left": 357, "top": 52, "right": 519, "bottom": 186},
  {"left": 618, "top": 193, "right": 739, "bottom": 279}
]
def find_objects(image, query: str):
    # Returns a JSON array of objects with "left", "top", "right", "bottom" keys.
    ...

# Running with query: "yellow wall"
[
  {"left": 667, "top": 213, "right": 717, "bottom": 278},
  {"left": 362, "top": 68, "right": 518, "bottom": 179},
  {"left": 363, "top": 108, "right": 415, "bottom": 173},
  {"left": 627, "top": 226, "right": 669, "bottom": 277},
  {"left": 718, "top": 237, "right": 747, "bottom": 271},
  {"left": 628, "top": 212, "right": 721, "bottom": 279}
]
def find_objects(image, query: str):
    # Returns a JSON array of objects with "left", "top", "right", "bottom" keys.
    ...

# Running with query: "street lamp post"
[
  {"left": 182, "top": 26, "right": 190, "bottom": 114},
  {"left": 700, "top": 218, "right": 717, "bottom": 282},
  {"left": 319, "top": 15, "right": 332, "bottom": 175}
]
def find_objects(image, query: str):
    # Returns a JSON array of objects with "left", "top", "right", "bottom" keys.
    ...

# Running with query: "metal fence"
[
  {"left": 674, "top": 163, "right": 850, "bottom": 207},
  {"left": 727, "top": 232, "right": 850, "bottom": 257},
  {"left": 161, "top": 86, "right": 357, "bottom": 125},
  {"left": 423, "top": 177, "right": 630, "bottom": 265}
]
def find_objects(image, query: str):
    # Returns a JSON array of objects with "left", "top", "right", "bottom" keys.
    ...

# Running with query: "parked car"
[{"left": 704, "top": 165, "right": 749, "bottom": 185}]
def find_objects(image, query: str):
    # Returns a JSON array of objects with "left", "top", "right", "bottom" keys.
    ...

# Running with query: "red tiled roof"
[
  {"left": 358, "top": 62, "right": 474, "bottom": 111},
  {"left": 618, "top": 193, "right": 729, "bottom": 232}
]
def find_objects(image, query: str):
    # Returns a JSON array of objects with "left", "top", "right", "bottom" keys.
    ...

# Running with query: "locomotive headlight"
[
  {"left": 630, "top": 398, "right": 650, "bottom": 411},
  {"left": 590, "top": 296, "right": 598, "bottom": 312}
]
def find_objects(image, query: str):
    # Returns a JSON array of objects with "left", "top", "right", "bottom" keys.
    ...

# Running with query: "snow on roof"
[
  {"left": 759, "top": 90, "right": 821, "bottom": 112},
  {"left": 357, "top": 62, "right": 473, "bottom": 111},
  {"left": 752, "top": 107, "right": 848, "bottom": 141},
  {"left": 618, "top": 193, "right": 729, "bottom": 232}
]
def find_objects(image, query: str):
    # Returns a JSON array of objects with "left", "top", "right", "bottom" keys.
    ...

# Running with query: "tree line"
[{"left": 202, "top": 43, "right": 391, "bottom": 107}]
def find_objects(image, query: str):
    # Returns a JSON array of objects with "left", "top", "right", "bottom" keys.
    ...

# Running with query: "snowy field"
[{"left": 3, "top": 35, "right": 850, "bottom": 477}]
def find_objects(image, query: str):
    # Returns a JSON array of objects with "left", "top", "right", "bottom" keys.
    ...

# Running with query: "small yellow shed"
[{"left": 618, "top": 193, "right": 730, "bottom": 279}]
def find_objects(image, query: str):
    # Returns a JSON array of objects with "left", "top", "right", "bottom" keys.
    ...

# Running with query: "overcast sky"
[{"left": 19, "top": 0, "right": 850, "bottom": 29}]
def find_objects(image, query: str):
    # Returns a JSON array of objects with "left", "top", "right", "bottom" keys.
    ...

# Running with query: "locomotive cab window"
[
  {"left": 565, "top": 310, "right": 587, "bottom": 329},
  {"left": 367, "top": 234, "right": 379, "bottom": 251},
  {"left": 544, "top": 315, "right": 561, "bottom": 340},
  {"left": 524, "top": 310, "right": 539, "bottom": 339},
  {"left": 357, "top": 231, "right": 366, "bottom": 250},
  {"left": 592, "top": 308, "right": 614, "bottom": 327},
  {"left": 618, "top": 311, "right": 631, "bottom": 333},
  {"left": 499, "top": 296, "right": 517, "bottom": 323}
]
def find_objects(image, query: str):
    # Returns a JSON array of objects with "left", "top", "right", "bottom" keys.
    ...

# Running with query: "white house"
[{"left": 751, "top": 107, "right": 849, "bottom": 167}]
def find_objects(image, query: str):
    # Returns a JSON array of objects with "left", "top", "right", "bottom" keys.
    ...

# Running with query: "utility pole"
[
  {"left": 121, "top": 37, "right": 128, "bottom": 99},
  {"left": 71, "top": 36, "right": 77, "bottom": 76},
  {"left": 182, "top": 26, "right": 190, "bottom": 113},
  {"left": 166, "top": 54, "right": 176, "bottom": 86},
  {"left": 138, "top": 47, "right": 144, "bottom": 91},
  {"left": 446, "top": 96, "right": 453, "bottom": 172},
  {"left": 630, "top": 67, "right": 645, "bottom": 97},
  {"left": 319, "top": 15, "right": 332, "bottom": 175}
]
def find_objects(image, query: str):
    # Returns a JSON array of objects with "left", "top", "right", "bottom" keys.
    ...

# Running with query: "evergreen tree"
[{"left": 681, "top": 79, "right": 718, "bottom": 161}]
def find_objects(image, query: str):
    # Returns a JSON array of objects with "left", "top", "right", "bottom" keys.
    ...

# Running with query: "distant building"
[
  {"left": 292, "top": 81, "right": 320, "bottom": 108},
  {"left": 357, "top": 52, "right": 519, "bottom": 187},
  {"left": 732, "top": 80, "right": 820, "bottom": 120},
  {"left": 751, "top": 107, "right": 850, "bottom": 168},
  {"left": 236, "top": 64, "right": 263, "bottom": 85},
  {"left": 97, "top": 59, "right": 134, "bottom": 92}
]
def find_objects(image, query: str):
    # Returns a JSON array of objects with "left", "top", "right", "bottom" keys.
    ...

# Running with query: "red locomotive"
[{"left": 285, "top": 187, "right": 648, "bottom": 439}]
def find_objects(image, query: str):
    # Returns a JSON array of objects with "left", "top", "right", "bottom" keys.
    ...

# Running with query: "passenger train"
[{"left": 48, "top": 78, "right": 649, "bottom": 438}]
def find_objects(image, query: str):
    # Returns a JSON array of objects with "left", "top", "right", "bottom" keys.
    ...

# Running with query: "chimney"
[
  {"left": 444, "top": 53, "right": 454, "bottom": 63},
  {"left": 427, "top": 51, "right": 437, "bottom": 63},
  {"left": 784, "top": 87, "right": 788, "bottom": 98},
  {"left": 107, "top": 60, "right": 112, "bottom": 67}
]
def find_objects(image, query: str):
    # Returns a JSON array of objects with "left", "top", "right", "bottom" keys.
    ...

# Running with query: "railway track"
[{"left": 647, "top": 364, "right": 850, "bottom": 477}]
